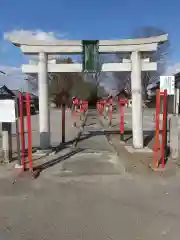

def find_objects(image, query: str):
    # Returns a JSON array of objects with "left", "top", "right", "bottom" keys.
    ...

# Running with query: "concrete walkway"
[{"left": 41, "top": 109, "right": 125, "bottom": 179}]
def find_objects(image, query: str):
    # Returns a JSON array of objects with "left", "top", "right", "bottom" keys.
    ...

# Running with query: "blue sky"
[{"left": 0, "top": 0, "right": 179, "bottom": 89}]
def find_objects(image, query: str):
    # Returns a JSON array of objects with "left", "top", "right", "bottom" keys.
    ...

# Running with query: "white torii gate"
[{"left": 8, "top": 34, "right": 168, "bottom": 150}]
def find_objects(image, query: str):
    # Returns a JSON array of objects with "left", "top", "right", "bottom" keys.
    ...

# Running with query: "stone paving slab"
[{"left": 56, "top": 152, "right": 123, "bottom": 177}]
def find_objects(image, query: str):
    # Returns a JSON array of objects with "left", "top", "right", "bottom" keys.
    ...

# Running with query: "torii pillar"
[
  {"left": 131, "top": 51, "right": 143, "bottom": 148},
  {"left": 38, "top": 52, "right": 50, "bottom": 149}
]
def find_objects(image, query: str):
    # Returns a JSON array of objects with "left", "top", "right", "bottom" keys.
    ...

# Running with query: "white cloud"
[
  {"left": 164, "top": 62, "right": 180, "bottom": 75},
  {"left": 4, "top": 29, "right": 68, "bottom": 41},
  {"left": 1, "top": 29, "right": 69, "bottom": 91},
  {"left": 0, "top": 65, "right": 28, "bottom": 91}
]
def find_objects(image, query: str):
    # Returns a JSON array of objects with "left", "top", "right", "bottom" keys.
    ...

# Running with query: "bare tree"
[
  {"left": 133, "top": 26, "right": 169, "bottom": 73},
  {"left": 80, "top": 56, "right": 102, "bottom": 102},
  {"left": 113, "top": 26, "right": 169, "bottom": 100},
  {"left": 102, "top": 51, "right": 131, "bottom": 96},
  {"left": 132, "top": 26, "right": 170, "bottom": 100},
  {"left": 25, "top": 74, "right": 38, "bottom": 92}
]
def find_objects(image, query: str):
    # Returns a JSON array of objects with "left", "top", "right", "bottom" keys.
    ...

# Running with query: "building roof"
[
  {"left": 115, "top": 89, "right": 129, "bottom": 98},
  {"left": 0, "top": 85, "right": 38, "bottom": 100},
  {"left": 0, "top": 85, "right": 15, "bottom": 98},
  {"left": 22, "top": 92, "right": 38, "bottom": 99},
  {"left": 11, "top": 90, "right": 22, "bottom": 97}
]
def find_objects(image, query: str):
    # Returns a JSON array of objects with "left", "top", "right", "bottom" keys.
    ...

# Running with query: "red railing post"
[
  {"left": 103, "top": 100, "right": 106, "bottom": 118},
  {"left": 119, "top": 99, "right": 125, "bottom": 141},
  {"left": 19, "top": 94, "right": 25, "bottom": 171},
  {"left": 154, "top": 89, "right": 160, "bottom": 169},
  {"left": 98, "top": 101, "right": 101, "bottom": 114},
  {"left": 161, "top": 89, "right": 168, "bottom": 168},
  {"left": 79, "top": 100, "right": 83, "bottom": 121},
  {"left": 109, "top": 97, "right": 113, "bottom": 126},
  {"left": 74, "top": 106, "right": 76, "bottom": 126},
  {"left": 26, "top": 93, "right": 33, "bottom": 171},
  {"left": 82, "top": 101, "right": 87, "bottom": 114},
  {"left": 100, "top": 101, "right": 102, "bottom": 115},
  {"left": 62, "top": 103, "right": 66, "bottom": 143},
  {"left": 73, "top": 98, "right": 78, "bottom": 127},
  {"left": 96, "top": 101, "right": 99, "bottom": 113},
  {"left": 86, "top": 101, "right": 88, "bottom": 113}
]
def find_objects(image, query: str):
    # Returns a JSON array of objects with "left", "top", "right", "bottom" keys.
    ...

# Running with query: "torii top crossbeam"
[{"left": 7, "top": 34, "right": 168, "bottom": 54}]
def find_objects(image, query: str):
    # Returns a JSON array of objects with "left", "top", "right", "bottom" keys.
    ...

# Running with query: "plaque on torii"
[{"left": 82, "top": 40, "right": 100, "bottom": 73}]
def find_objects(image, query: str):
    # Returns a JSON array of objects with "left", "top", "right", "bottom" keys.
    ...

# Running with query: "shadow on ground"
[{"left": 32, "top": 148, "right": 84, "bottom": 178}]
